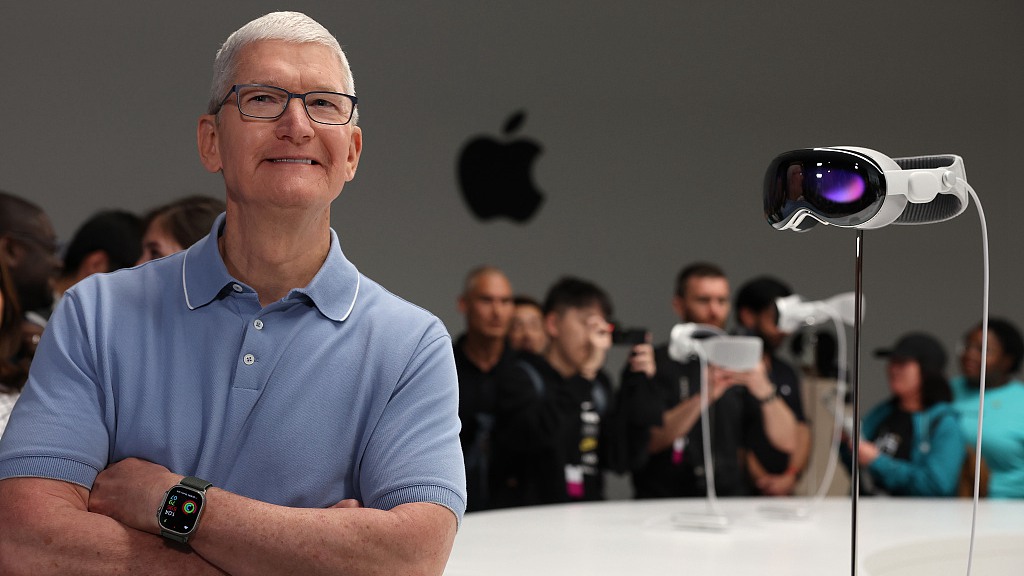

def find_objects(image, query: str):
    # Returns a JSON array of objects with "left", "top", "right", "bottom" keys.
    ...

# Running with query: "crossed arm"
[{"left": 0, "top": 459, "right": 457, "bottom": 576}]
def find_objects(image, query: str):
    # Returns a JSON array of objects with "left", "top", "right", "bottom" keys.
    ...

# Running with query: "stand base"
[
  {"left": 758, "top": 503, "right": 812, "bottom": 520},
  {"left": 670, "top": 511, "right": 730, "bottom": 531}
]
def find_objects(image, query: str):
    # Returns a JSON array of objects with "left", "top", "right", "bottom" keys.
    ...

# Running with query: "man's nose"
[{"left": 275, "top": 97, "right": 315, "bottom": 138}]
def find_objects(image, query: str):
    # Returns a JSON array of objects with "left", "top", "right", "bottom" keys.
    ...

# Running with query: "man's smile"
[{"left": 269, "top": 157, "right": 318, "bottom": 165}]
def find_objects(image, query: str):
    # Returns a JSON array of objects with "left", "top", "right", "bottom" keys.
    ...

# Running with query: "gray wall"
[{"left": 3, "top": 1, "right": 1022, "bottom": 413}]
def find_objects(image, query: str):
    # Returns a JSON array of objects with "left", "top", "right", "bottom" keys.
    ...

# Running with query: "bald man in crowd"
[{"left": 454, "top": 265, "right": 517, "bottom": 511}]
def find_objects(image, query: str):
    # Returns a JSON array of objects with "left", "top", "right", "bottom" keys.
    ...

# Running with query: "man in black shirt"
[
  {"left": 733, "top": 276, "right": 810, "bottom": 496},
  {"left": 453, "top": 265, "right": 516, "bottom": 511},
  {"left": 490, "top": 277, "right": 621, "bottom": 507},
  {"left": 619, "top": 264, "right": 806, "bottom": 498}
]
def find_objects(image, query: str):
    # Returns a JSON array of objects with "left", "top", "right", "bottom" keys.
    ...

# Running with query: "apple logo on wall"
[{"left": 457, "top": 110, "right": 544, "bottom": 223}]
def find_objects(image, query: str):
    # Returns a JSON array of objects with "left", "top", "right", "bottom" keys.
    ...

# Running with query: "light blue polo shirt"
[{"left": 0, "top": 215, "right": 466, "bottom": 520}]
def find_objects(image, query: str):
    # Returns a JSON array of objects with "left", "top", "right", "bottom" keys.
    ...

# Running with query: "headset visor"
[{"left": 764, "top": 149, "right": 887, "bottom": 231}]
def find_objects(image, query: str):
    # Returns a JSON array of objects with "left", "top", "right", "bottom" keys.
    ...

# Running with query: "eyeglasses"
[{"left": 218, "top": 84, "right": 358, "bottom": 126}]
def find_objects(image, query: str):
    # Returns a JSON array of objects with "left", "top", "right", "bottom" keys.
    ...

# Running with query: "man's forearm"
[
  {"left": 190, "top": 493, "right": 457, "bottom": 576},
  {"left": 2, "top": 474, "right": 457, "bottom": 576},
  {"left": 87, "top": 457, "right": 459, "bottom": 576},
  {"left": 760, "top": 398, "right": 799, "bottom": 453},
  {"left": 788, "top": 423, "right": 812, "bottom": 473},
  {"left": 0, "top": 478, "right": 223, "bottom": 576},
  {"left": 648, "top": 396, "right": 702, "bottom": 453}
]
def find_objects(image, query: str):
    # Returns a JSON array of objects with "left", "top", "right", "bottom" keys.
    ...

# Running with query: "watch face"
[{"left": 159, "top": 485, "right": 204, "bottom": 535}]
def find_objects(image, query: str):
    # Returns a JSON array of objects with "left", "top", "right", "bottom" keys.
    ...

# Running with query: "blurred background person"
[
  {"left": 619, "top": 264, "right": 803, "bottom": 498},
  {"left": 733, "top": 276, "right": 809, "bottom": 496},
  {"left": 1, "top": 252, "right": 25, "bottom": 434},
  {"left": 454, "top": 265, "right": 516, "bottom": 512},
  {"left": 137, "top": 194, "right": 225, "bottom": 263},
  {"left": 508, "top": 294, "right": 548, "bottom": 355},
  {"left": 490, "top": 276, "right": 621, "bottom": 507},
  {"left": 845, "top": 333, "right": 964, "bottom": 496},
  {"left": 618, "top": 262, "right": 738, "bottom": 498},
  {"left": 0, "top": 191, "right": 61, "bottom": 377},
  {"left": 53, "top": 209, "right": 144, "bottom": 299},
  {"left": 950, "top": 318, "right": 1024, "bottom": 498}
]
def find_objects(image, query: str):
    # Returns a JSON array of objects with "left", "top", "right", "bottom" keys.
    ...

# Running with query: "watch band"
[
  {"left": 180, "top": 476, "right": 213, "bottom": 491},
  {"left": 161, "top": 527, "right": 191, "bottom": 544},
  {"left": 757, "top": 386, "right": 779, "bottom": 405}
]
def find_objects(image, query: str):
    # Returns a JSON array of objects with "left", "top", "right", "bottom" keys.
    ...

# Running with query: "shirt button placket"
[{"left": 246, "top": 320, "right": 263, "bottom": 365}]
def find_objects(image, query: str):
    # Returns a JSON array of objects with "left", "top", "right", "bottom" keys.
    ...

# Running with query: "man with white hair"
[{"left": 0, "top": 12, "right": 465, "bottom": 576}]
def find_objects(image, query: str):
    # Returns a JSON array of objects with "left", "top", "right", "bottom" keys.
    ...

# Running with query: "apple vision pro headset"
[
  {"left": 764, "top": 146, "right": 969, "bottom": 231},
  {"left": 764, "top": 146, "right": 990, "bottom": 576}
]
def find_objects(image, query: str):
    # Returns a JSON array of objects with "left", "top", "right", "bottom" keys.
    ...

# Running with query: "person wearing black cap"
[{"left": 843, "top": 332, "right": 965, "bottom": 496}]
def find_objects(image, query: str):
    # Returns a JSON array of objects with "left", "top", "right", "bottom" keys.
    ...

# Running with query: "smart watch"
[{"left": 157, "top": 476, "right": 212, "bottom": 544}]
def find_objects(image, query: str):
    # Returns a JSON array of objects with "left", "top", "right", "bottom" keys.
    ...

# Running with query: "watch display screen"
[{"left": 159, "top": 486, "right": 204, "bottom": 534}]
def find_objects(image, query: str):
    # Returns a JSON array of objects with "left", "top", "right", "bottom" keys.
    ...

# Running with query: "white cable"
[
  {"left": 669, "top": 325, "right": 731, "bottom": 529},
  {"left": 964, "top": 183, "right": 988, "bottom": 576}
]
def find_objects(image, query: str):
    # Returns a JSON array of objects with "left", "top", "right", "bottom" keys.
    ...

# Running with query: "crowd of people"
[
  {"left": 3, "top": 177, "right": 1023, "bottom": 524},
  {"left": 451, "top": 264, "right": 1024, "bottom": 510},
  {"left": 0, "top": 8, "right": 1020, "bottom": 575}
]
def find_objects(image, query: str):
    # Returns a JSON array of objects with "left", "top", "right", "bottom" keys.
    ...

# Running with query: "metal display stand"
[{"left": 850, "top": 230, "right": 864, "bottom": 576}]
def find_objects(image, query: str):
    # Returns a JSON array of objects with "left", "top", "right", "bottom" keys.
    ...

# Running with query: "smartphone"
[{"left": 611, "top": 325, "right": 647, "bottom": 346}]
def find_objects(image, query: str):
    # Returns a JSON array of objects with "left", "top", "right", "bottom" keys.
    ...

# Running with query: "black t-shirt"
[
  {"left": 618, "top": 345, "right": 755, "bottom": 498},
  {"left": 618, "top": 347, "right": 807, "bottom": 498},
  {"left": 454, "top": 335, "right": 519, "bottom": 512},
  {"left": 872, "top": 406, "right": 914, "bottom": 462},
  {"left": 489, "top": 353, "right": 620, "bottom": 508}
]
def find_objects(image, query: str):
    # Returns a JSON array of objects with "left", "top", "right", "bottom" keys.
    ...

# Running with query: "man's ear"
[
  {"left": 197, "top": 115, "right": 223, "bottom": 173},
  {"left": 544, "top": 311, "right": 560, "bottom": 339},
  {"left": 343, "top": 126, "right": 362, "bottom": 182}
]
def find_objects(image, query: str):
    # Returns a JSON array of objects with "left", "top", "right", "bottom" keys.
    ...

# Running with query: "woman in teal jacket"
[
  {"left": 950, "top": 318, "right": 1024, "bottom": 498},
  {"left": 845, "top": 333, "right": 965, "bottom": 496}
]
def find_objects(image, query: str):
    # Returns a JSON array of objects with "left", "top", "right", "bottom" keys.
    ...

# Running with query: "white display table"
[{"left": 445, "top": 497, "right": 1024, "bottom": 575}]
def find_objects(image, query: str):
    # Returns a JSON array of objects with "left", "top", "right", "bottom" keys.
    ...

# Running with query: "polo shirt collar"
[
  {"left": 291, "top": 227, "right": 360, "bottom": 322},
  {"left": 182, "top": 213, "right": 360, "bottom": 322}
]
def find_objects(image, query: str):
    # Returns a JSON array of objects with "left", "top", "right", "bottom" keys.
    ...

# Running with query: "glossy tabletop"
[{"left": 445, "top": 497, "right": 1024, "bottom": 575}]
